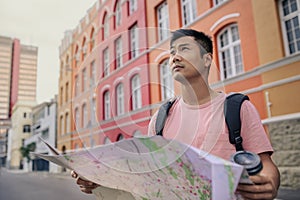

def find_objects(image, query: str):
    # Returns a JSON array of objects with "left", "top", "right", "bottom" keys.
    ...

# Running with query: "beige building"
[
  {"left": 57, "top": 30, "right": 74, "bottom": 155},
  {"left": 7, "top": 101, "right": 36, "bottom": 169}
]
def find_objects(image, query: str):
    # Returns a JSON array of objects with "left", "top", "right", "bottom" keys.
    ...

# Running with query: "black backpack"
[{"left": 155, "top": 93, "right": 249, "bottom": 151}]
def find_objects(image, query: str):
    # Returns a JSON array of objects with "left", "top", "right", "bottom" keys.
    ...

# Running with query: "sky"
[{"left": 0, "top": 0, "right": 97, "bottom": 104}]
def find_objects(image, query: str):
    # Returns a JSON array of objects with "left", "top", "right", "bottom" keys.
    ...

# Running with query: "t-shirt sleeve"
[
  {"left": 240, "top": 101, "right": 273, "bottom": 155},
  {"left": 147, "top": 110, "right": 158, "bottom": 136}
]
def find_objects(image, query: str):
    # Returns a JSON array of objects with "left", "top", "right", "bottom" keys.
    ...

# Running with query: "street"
[{"left": 0, "top": 169, "right": 96, "bottom": 200}]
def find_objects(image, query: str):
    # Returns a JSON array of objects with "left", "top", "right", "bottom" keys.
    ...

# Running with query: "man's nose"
[{"left": 171, "top": 53, "right": 182, "bottom": 63}]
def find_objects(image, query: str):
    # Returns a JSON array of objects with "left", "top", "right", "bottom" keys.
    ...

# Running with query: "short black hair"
[{"left": 170, "top": 29, "right": 213, "bottom": 56}]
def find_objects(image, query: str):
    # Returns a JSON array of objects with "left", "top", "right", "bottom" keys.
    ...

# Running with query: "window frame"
[
  {"left": 217, "top": 24, "right": 244, "bottom": 80},
  {"left": 104, "top": 91, "right": 111, "bottom": 120},
  {"left": 116, "top": 83, "right": 125, "bottom": 116},
  {"left": 157, "top": 1, "right": 169, "bottom": 41},
  {"left": 129, "top": 24, "right": 139, "bottom": 59},
  {"left": 103, "top": 47, "right": 110, "bottom": 77},
  {"left": 278, "top": 0, "right": 300, "bottom": 55},
  {"left": 160, "top": 59, "right": 174, "bottom": 101},
  {"left": 181, "top": 0, "right": 197, "bottom": 26},
  {"left": 115, "top": 37, "right": 123, "bottom": 69},
  {"left": 131, "top": 74, "right": 142, "bottom": 110}
]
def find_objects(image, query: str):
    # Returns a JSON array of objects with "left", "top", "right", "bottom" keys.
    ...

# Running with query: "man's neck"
[{"left": 181, "top": 81, "right": 218, "bottom": 105}]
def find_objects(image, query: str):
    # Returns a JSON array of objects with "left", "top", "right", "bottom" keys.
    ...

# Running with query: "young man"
[{"left": 73, "top": 29, "right": 280, "bottom": 199}]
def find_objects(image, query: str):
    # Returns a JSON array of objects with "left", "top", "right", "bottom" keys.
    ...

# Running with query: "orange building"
[{"left": 146, "top": 0, "right": 300, "bottom": 189}]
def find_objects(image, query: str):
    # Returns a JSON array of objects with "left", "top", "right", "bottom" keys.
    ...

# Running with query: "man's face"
[{"left": 169, "top": 36, "right": 206, "bottom": 83}]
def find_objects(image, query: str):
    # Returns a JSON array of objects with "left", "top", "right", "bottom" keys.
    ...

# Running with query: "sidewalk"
[{"left": 277, "top": 188, "right": 300, "bottom": 200}]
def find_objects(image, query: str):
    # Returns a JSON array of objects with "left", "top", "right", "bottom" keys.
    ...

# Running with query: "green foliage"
[{"left": 19, "top": 142, "right": 36, "bottom": 163}]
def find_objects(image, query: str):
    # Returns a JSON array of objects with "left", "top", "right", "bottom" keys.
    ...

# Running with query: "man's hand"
[
  {"left": 237, "top": 153, "right": 280, "bottom": 200},
  {"left": 71, "top": 170, "right": 100, "bottom": 194},
  {"left": 237, "top": 175, "right": 277, "bottom": 199}
]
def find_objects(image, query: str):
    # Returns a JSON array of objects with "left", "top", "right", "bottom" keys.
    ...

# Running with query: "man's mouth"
[{"left": 172, "top": 64, "right": 184, "bottom": 71}]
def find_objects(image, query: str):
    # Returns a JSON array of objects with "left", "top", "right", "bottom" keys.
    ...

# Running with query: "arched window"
[
  {"left": 103, "top": 47, "right": 110, "bottom": 77},
  {"left": 218, "top": 24, "right": 244, "bottom": 80},
  {"left": 157, "top": 1, "right": 169, "bottom": 41},
  {"left": 82, "top": 103, "right": 88, "bottom": 128},
  {"left": 133, "top": 130, "right": 143, "bottom": 137},
  {"left": 104, "top": 91, "right": 111, "bottom": 120},
  {"left": 131, "top": 74, "right": 142, "bottom": 110},
  {"left": 117, "top": 134, "right": 124, "bottom": 141},
  {"left": 82, "top": 37, "right": 87, "bottom": 60},
  {"left": 116, "top": 83, "right": 125, "bottom": 116},
  {"left": 103, "top": 137, "right": 111, "bottom": 144},
  {"left": 160, "top": 59, "right": 174, "bottom": 101},
  {"left": 60, "top": 115, "right": 64, "bottom": 135},
  {"left": 75, "top": 107, "right": 80, "bottom": 129},
  {"left": 115, "top": 0, "right": 122, "bottom": 28},
  {"left": 90, "top": 28, "right": 96, "bottom": 50},
  {"left": 65, "top": 112, "right": 70, "bottom": 133},
  {"left": 103, "top": 13, "right": 109, "bottom": 40},
  {"left": 115, "top": 37, "right": 123, "bottom": 69}
]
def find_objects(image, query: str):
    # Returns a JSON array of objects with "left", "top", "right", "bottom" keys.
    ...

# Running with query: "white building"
[{"left": 23, "top": 97, "right": 58, "bottom": 173}]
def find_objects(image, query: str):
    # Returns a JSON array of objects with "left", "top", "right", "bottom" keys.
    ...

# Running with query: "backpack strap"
[
  {"left": 155, "top": 98, "right": 177, "bottom": 136},
  {"left": 224, "top": 93, "right": 249, "bottom": 151}
]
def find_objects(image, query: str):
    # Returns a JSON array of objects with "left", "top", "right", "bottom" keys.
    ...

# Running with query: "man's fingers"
[{"left": 71, "top": 170, "right": 78, "bottom": 179}]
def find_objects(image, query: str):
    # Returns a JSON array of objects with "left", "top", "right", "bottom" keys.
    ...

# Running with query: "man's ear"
[{"left": 204, "top": 53, "right": 212, "bottom": 68}]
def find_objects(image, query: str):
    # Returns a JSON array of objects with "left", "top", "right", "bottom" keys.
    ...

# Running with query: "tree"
[{"left": 20, "top": 142, "right": 36, "bottom": 163}]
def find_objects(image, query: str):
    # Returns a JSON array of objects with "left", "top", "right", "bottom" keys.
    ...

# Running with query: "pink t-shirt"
[{"left": 148, "top": 92, "right": 273, "bottom": 160}]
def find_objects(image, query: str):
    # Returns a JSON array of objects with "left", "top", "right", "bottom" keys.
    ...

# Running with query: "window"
[
  {"left": 42, "top": 128, "right": 49, "bottom": 138},
  {"left": 82, "top": 103, "right": 88, "bottom": 128},
  {"left": 90, "top": 28, "right": 96, "bottom": 50},
  {"left": 60, "top": 116, "right": 64, "bottom": 135},
  {"left": 129, "top": 24, "right": 139, "bottom": 59},
  {"left": 91, "top": 98, "right": 96, "bottom": 125},
  {"left": 160, "top": 60, "right": 174, "bottom": 100},
  {"left": 218, "top": 24, "right": 244, "bottom": 80},
  {"left": 60, "top": 87, "right": 63, "bottom": 105},
  {"left": 117, "top": 134, "right": 124, "bottom": 141},
  {"left": 75, "top": 75, "right": 79, "bottom": 96},
  {"left": 23, "top": 112, "right": 27, "bottom": 118},
  {"left": 82, "top": 38, "right": 87, "bottom": 60},
  {"left": 103, "top": 13, "right": 109, "bottom": 40},
  {"left": 90, "top": 60, "right": 96, "bottom": 86},
  {"left": 103, "top": 137, "right": 111, "bottom": 144},
  {"left": 116, "top": 83, "right": 125, "bottom": 116},
  {"left": 82, "top": 68, "right": 87, "bottom": 91},
  {"left": 157, "top": 1, "right": 169, "bottom": 41},
  {"left": 115, "top": 0, "right": 122, "bottom": 27},
  {"left": 103, "top": 48, "right": 110, "bottom": 77},
  {"left": 129, "top": 0, "right": 137, "bottom": 15},
  {"left": 279, "top": 0, "right": 300, "bottom": 55},
  {"left": 115, "top": 37, "right": 123, "bottom": 69},
  {"left": 65, "top": 82, "right": 69, "bottom": 102},
  {"left": 104, "top": 91, "right": 111, "bottom": 120},
  {"left": 23, "top": 124, "right": 31, "bottom": 133},
  {"left": 131, "top": 75, "right": 142, "bottom": 110},
  {"left": 65, "top": 112, "right": 70, "bottom": 133},
  {"left": 75, "top": 107, "right": 80, "bottom": 128},
  {"left": 181, "top": 0, "right": 197, "bottom": 26},
  {"left": 213, "top": 0, "right": 227, "bottom": 6}
]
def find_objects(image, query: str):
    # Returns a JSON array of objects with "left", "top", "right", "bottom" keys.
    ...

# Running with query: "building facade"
[
  {"left": 24, "top": 97, "right": 58, "bottom": 172},
  {"left": 7, "top": 101, "right": 36, "bottom": 169},
  {"left": 0, "top": 36, "right": 38, "bottom": 167},
  {"left": 145, "top": 0, "right": 300, "bottom": 189}
]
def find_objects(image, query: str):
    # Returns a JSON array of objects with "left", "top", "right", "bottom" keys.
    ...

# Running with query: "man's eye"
[
  {"left": 170, "top": 50, "right": 175, "bottom": 55},
  {"left": 182, "top": 47, "right": 189, "bottom": 51}
]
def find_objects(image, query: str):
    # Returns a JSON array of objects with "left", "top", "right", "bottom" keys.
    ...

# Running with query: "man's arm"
[{"left": 237, "top": 153, "right": 280, "bottom": 199}]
